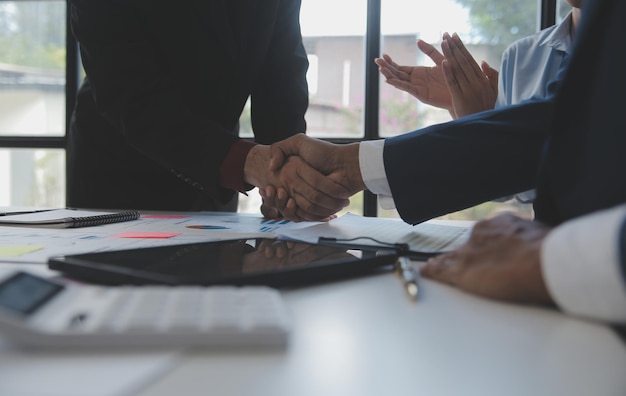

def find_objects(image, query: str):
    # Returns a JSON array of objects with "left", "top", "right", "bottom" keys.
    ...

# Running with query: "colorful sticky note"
[
  {"left": 112, "top": 232, "right": 181, "bottom": 239},
  {"left": 0, "top": 245, "right": 44, "bottom": 257}
]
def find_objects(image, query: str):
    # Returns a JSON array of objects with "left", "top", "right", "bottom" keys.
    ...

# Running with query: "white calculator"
[{"left": 0, "top": 271, "right": 290, "bottom": 348}]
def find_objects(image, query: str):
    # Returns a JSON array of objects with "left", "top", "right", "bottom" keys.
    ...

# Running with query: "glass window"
[
  {"left": 378, "top": 0, "right": 540, "bottom": 220},
  {"left": 379, "top": 0, "right": 540, "bottom": 136},
  {"left": 238, "top": 0, "right": 368, "bottom": 215},
  {"left": 0, "top": 1, "right": 66, "bottom": 137},
  {"left": 299, "top": 0, "right": 367, "bottom": 139},
  {"left": 557, "top": 0, "right": 574, "bottom": 21},
  {"left": 0, "top": 148, "right": 65, "bottom": 207},
  {"left": 0, "top": 1, "right": 66, "bottom": 208}
]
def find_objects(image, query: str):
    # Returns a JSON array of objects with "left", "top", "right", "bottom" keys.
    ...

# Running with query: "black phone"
[{"left": 48, "top": 238, "right": 399, "bottom": 287}]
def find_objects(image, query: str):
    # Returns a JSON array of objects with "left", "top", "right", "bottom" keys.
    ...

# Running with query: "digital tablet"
[{"left": 47, "top": 238, "right": 399, "bottom": 287}]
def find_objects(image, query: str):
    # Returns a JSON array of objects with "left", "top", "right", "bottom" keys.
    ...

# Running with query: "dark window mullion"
[
  {"left": 0, "top": 136, "right": 65, "bottom": 149},
  {"left": 362, "top": 0, "right": 381, "bottom": 218},
  {"left": 540, "top": 0, "right": 557, "bottom": 29}
]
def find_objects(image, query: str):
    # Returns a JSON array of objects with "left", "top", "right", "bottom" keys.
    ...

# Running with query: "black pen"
[{"left": 395, "top": 256, "right": 419, "bottom": 301}]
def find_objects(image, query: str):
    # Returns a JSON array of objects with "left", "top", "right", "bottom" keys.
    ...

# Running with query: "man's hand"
[
  {"left": 268, "top": 134, "right": 366, "bottom": 197},
  {"left": 441, "top": 32, "right": 498, "bottom": 118},
  {"left": 420, "top": 214, "right": 555, "bottom": 305},
  {"left": 244, "top": 144, "right": 350, "bottom": 221},
  {"left": 375, "top": 39, "right": 453, "bottom": 113},
  {"left": 261, "top": 134, "right": 366, "bottom": 221},
  {"left": 259, "top": 185, "right": 290, "bottom": 220}
]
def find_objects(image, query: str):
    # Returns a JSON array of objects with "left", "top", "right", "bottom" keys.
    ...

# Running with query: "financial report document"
[{"left": 279, "top": 213, "right": 470, "bottom": 254}]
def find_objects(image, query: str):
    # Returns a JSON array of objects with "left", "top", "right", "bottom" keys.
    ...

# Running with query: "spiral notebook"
[{"left": 0, "top": 209, "right": 141, "bottom": 229}]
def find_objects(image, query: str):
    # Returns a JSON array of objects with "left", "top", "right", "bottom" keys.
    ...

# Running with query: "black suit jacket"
[
  {"left": 383, "top": 0, "right": 626, "bottom": 229},
  {"left": 67, "top": 0, "right": 308, "bottom": 211}
]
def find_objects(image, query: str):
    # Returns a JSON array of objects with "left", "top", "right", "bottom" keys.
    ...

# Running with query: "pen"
[{"left": 395, "top": 256, "right": 419, "bottom": 301}]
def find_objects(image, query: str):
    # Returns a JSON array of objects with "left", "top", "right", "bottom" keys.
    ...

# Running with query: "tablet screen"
[{"left": 48, "top": 238, "right": 398, "bottom": 286}]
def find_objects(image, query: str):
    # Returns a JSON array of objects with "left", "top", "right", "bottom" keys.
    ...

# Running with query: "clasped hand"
[
  {"left": 244, "top": 136, "right": 364, "bottom": 222},
  {"left": 247, "top": 134, "right": 364, "bottom": 222}
]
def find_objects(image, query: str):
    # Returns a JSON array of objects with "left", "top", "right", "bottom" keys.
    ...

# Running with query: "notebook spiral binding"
[{"left": 66, "top": 210, "right": 141, "bottom": 228}]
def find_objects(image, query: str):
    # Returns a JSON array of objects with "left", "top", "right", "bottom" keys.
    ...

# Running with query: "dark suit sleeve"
[
  {"left": 383, "top": 99, "right": 554, "bottom": 225},
  {"left": 249, "top": 0, "right": 309, "bottom": 144},
  {"left": 69, "top": 0, "right": 247, "bottom": 199}
]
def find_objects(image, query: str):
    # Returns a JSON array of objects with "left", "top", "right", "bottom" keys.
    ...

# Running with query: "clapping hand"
[
  {"left": 440, "top": 32, "right": 498, "bottom": 118},
  {"left": 375, "top": 39, "right": 453, "bottom": 114},
  {"left": 376, "top": 34, "right": 498, "bottom": 119}
]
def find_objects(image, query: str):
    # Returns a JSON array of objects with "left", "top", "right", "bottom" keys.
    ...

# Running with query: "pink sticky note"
[
  {"left": 113, "top": 231, "right": 181, "bottom": 239},
  {"left": 141, "top": 214, "right": 190, "bottom": 219}
]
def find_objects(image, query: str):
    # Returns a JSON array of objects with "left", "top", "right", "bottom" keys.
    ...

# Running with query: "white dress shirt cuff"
[
  {"left": 541, "top": 204, "right": 626, "bottom": 324},
  {"left": 358, "top": 140, "right": 396, "bottom": 210}
]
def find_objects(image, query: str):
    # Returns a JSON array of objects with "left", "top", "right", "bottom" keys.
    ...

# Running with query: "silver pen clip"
[{"left": 395, "top": 256, "right": 419, "bottom": 301}]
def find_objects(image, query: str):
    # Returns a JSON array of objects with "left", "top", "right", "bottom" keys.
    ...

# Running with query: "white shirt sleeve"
[
  {"left": 358, "top": 140, "right": 396, "bottom": 209},
  {"left": 541, "top": 204, "right": 626, "bottom": 324}
]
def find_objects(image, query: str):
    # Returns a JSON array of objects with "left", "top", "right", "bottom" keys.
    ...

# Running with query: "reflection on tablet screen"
[{"left": 49, "top": 238, "right": 395, "bottom": 286}]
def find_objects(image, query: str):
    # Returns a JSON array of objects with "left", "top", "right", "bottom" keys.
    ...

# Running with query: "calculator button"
[{"left": 92, "top": 285, "right": 289, "bottom": 345}]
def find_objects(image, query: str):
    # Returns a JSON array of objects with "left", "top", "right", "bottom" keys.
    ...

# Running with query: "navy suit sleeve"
[{"left": 383, "top": 99, "right": 554, "bottom": 225}]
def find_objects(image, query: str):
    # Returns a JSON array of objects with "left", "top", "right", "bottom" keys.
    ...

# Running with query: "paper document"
[
  {"left": 0, "top": 212, "right": 319, "bottom": 264},
  {"left": 278, "top": 213, "right": 470, "bottom": 255}
]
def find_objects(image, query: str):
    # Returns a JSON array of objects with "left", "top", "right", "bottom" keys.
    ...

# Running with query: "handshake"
[{"left": 242, "top": 134, "right": 368, "bottom": 222}]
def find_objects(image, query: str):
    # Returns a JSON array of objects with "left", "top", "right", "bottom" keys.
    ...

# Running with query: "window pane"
[
  {"left": 0, "top": 1, "right": 66, "bottom": 136},
  {"left": 300, "top": 0, "right": 366, "bottom": 139},
  {"left": 238, "top": 0, "right": 368, "bottom": 215},
  {"left": 0, "top": 148, "right": 65, "bottom": 207},
  {"left": 557, "top": 0, "right": 573, "bottom": 21},
  {"left": 380, "top": 0, "right": 539, "bottom": 137},
  {"left": 378, "top": 0, "right": 539, "bottom": 220}
]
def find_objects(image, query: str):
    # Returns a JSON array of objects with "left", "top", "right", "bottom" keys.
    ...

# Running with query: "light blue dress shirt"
[
  {"left": 495, "top": 12, "right": 573, "bottom": 109},
  {"left": 495, "top": 12, "right": 573, "bottom": 203}
]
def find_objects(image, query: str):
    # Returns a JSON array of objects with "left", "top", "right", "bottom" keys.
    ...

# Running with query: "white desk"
[
  {"left": 1, "top": 214, "right": 625, "bottom": 396},
  {"left": 129, "top": 269, "right": 625, "bottom": 396}
]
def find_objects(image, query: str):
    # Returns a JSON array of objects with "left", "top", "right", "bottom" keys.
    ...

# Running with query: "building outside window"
[{"left": 0, "top": 1, "right": 65, "bottom": 207}]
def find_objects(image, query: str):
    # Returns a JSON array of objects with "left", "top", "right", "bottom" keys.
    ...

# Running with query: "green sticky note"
[{"left": 0, "top": 246, "right": 44, "bottom": 257}]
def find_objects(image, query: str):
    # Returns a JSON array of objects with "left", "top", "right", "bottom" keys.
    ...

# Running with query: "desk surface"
[
  {"left": 132, "top": 269, "right": 626, "bottom": 396},
  {"left": 1, "top": 214, "right": 625, "bottom": 396}
]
